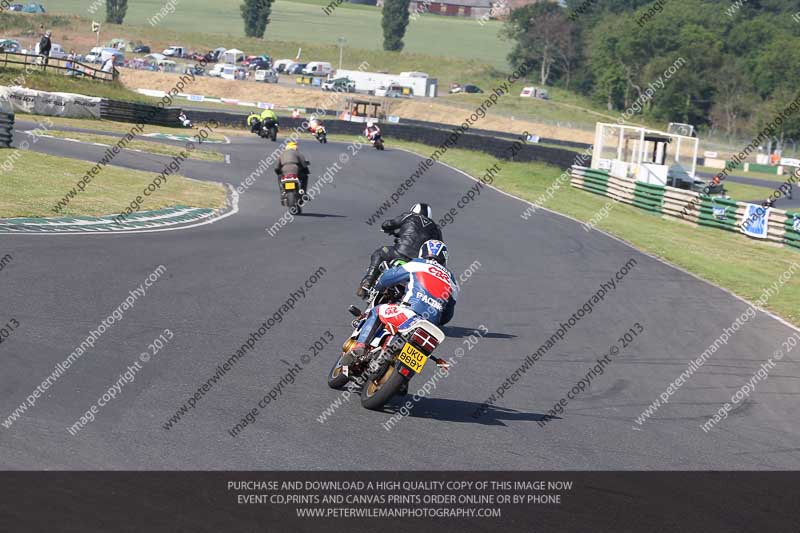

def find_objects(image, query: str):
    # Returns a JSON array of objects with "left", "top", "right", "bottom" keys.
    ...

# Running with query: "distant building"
[
  {"left": 374, "top": 0, "right": 553, "bottom": 20},
  {"left": 377, "top": 0, "right": 492, "bottom": 19}
]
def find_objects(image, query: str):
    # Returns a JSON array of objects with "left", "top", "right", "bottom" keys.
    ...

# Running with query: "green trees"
[
  {"left": 241, "top": 0, "right": 275, "bottom": 38},
  {"left": 382, "top": 0, "right": 411, "bottom": 51},
  {"left": 508, "top": 0, "right": 800, "bottom": 139},
  {"left": 105, "top": 0, "right": 127, "bottom": 24},
  {"left": 505, "top": 3, "right": 573, "bottom": 86}
]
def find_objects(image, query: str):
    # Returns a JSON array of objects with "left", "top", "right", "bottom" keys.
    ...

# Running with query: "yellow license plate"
[
  {"left": 397, "top": 343, "right": 427, "bottom": 373},
  {"left": 284, "top": 182, "right": 296, "bottom": 190}
]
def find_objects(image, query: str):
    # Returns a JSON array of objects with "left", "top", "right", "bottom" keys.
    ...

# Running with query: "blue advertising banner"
[{"left": 741, "top": 203, "right": 771, "bottom": 239}]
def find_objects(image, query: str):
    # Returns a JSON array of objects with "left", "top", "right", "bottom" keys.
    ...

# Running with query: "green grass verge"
[
  {"left": 362, "top": 136, "right": 800, "bottom": 326},
  {"left": 698, "top": 165, "right": 792, "bottom": 183},
  {"left": 44, "top": 130, "right": 226, "bottom": 162},
  {"left": 0, "top": 149, "right": 226, "bottom": 218},
  {"left": 723, "top": 182, "right": 777, "bottom": 203},
  {"left": 20, "top": 114, "right": 230, "bottom": 142}
]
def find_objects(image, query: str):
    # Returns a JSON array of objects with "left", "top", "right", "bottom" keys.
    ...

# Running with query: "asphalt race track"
[{"left": 1, "top": 119, "right": 798, "bottom": 470}]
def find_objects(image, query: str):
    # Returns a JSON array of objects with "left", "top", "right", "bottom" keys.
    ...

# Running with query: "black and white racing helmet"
[{"left": 411, "top": 203, "right": 432, "bottom": 219}]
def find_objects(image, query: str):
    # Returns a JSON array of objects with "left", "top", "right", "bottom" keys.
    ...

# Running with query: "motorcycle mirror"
[{"left": 348, "top": 305, "right": 362, "bottom": 317}]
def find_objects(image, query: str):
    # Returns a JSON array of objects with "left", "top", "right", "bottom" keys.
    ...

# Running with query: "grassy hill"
[{"left": 39, "top": 0, "right": 511, "bottom": 68}]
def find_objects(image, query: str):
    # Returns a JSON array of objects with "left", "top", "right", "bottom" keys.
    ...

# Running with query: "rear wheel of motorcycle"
[
  {"left": 270, "top": 128, "right": 277, "bottom": 142},
  {"left": 286, "top": 191, "right": 301, "bottom": 215},
  {"left": 327, "top": 353, "right": 350, "bottom": 389},
  {"left": 361, "top": 365, "right": 406, "bottom": 410}
]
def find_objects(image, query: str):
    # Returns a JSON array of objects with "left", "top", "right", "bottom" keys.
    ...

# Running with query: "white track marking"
[
  {"left": 0, "top": 185, "right": 239, "bottom": 236},
  {"left": 394, "top": 147, "right": 800, "bottom": 334}
]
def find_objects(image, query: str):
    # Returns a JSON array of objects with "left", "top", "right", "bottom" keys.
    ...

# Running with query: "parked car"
[
  {"left": 84, "top": 47, "right": 105, "bottom": 63},
  {"left": 273, "top": 59, "right": 295, "bottom": 74},
  {"left": 183, "top": 64, "right": 205, "bottom": 76},
  {"left": 287, "top": 63, "right": 307, "bottom": 75},
  {"left": 449, "top": 84, "right": 483, "bottom": 94},
  {"left": 255, "top": 69, "right": 278, "bottom": 83},
  {"left": 220, "top": 65, "right": 247, "bottom": 80},
  {"left": 322, "top": 76, "right": 355, "bottom": 92},
  {"left": 247, "top": 55, "right": 272, "bottom": 70},
  {"left": 162, "top": 46, "right": 185, "bottom": 58},
  {"left": 376, "top": 84, "right": 412, "bottom": 98},
  {"left": 0, "top": 39, "right": 22, "bottom": 53},
  {"left": 302, "top": 61, "right": 332, "bottom": 77},
  {"left": 22, "top": 3, "right": 46, "bottom": 13},
  {"left": 207, "top": 63, "right": 225, "bottom": 77},
  {"left": 7, "top": 4, "right": 24, "bottom": 11},
  {"left": 133, "top": 45, "right": 151, "bottom": 54}
]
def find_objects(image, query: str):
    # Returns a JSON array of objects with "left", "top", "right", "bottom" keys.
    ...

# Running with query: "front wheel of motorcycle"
[
  {"left": 361, "top": 365, "right": 407, "bottom": 410},
  {"left": 327, "top": 353, "right": 351, "bottom": 389}
]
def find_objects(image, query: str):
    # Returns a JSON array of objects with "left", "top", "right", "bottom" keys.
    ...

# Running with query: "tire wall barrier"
[
  {"left": 570, "top": 165, "right": 800, "bottom": 250},
  {"left": 185, "top": 109, "right": 579, "bottom": 168},
  {"left": 100, "top": 99, "right": 182, "bottom": 127},
  {"left": 0, "top": 111, "right": 13, "bottom": 148}
]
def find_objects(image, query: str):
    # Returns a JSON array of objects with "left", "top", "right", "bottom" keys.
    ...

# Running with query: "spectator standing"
[
  {"left": 38, "top": 30, "right": 52, "bottom": 68},
  {"left": 102, "top": 55, "right": 115, "bottom": 75}
]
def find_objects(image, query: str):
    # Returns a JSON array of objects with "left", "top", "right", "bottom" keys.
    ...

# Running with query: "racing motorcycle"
[
  {"left": 370, "top": 133, "right": 385, "bottom": 151},
  {"left": 260, "top": 118, "right": 279, "bottom": 142},
  {"left": 280, "top": 173, "right": 304, "bottom": 214},
  {"left": 314, "top": 125, "right": 327, "bottom": 144},
  {"left": 178, "top": 112, "right": 192, "bottom": 128},
  {"left": 327, "top": 259, "right": 448, "bottom": 410}
]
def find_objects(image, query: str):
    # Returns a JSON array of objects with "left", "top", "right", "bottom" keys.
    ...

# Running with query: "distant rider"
[
  {"left": 247, "top": 112, "right": 262, "bottom": 134},
  {"left": 308, "top": 115, "right": 326, "bottom": 137},
  {"left": 364, "top": 121, "right": 381, "bottom": 142},
  {"left": 357, "top": 203, "right": 442, "bottom": 298},
  {"left": 260, "top": 108, "right": 279, "bottom": 128},
  {"left": 345, "top": 240, "right": 457, "bottom": 363},
  {"left": 178, "top": 112, "right": 192, "bottom": 128},
  {"left": 274, "top": 140, "right": 310, "bottom": 195}
]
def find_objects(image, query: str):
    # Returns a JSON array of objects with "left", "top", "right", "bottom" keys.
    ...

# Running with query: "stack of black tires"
[{"left": 0, "top": 111, "right": 14, "bottom": 148}]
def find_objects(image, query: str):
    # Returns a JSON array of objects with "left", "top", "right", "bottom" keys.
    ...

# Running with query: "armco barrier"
[
  {"left": 100, "top": 99, "right": 182, "bottom": 127},
  {"left": 571, "top": 165, "right": 796, "bottom": 249},
  {"left": 184, "top": 109, "right": 579, "bottom": 167},
  {"left": 0, "top": 111, "right": 13, "bottom": 148}
]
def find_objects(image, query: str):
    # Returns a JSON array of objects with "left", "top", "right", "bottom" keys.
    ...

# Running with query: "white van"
[
  {"left": 302, "top": 61, "right": 332, "bottom": 77},
  {"left": 50, "top": 43, "right": 66, "bottom": 59}
]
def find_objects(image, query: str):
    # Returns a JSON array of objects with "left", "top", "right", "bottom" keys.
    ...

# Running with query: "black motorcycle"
[
  {"left": 279, "top": 174, "right": 303, "bottom": 214},
  {"left": 260, "top": 118, "right": 279, "bottom": 142}
]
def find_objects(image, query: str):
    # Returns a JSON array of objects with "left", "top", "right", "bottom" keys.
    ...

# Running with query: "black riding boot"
[{"left": 357, "top": 267, "right": 381, "bottom": 299}]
